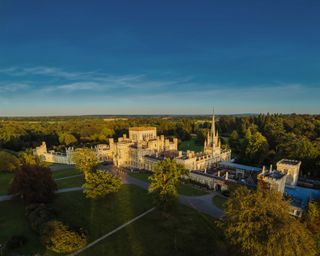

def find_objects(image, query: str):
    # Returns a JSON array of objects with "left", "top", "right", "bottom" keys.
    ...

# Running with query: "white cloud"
[{"left": 0, "top": 83, "right": 31, "bottom": 93}]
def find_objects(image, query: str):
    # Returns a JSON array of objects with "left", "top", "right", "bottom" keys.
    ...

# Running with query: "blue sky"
[{"left": 0, "top": 0, "right": 319, "bottom": 116}]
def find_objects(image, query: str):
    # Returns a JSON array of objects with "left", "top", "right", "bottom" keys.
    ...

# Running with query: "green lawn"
[
  {"left": 129, "top": 172, "right": 151, "bottom": 182},
  {"left": 129, "top": 172, "right": 207, "bottom": 196},
  {"left": 1, "top": 185, "right": 235, "bottom": 255},
  {"left": 78, "top": 203, "right": 231, "bottom": 256},
  {"left": 56, "top": 176, "right": 84, "bottom": 189},
  {"left": 178, "top": 138, "right": 203, "bottom": 152},
  {"left": 0, "top": 172, "right": 14, "bottom": 195},
  {"left": 212, "top": 195, "right": 227, "bottom": 209},
  {"left": 51, "top": 168, "right": 79, "bottom": 179}
]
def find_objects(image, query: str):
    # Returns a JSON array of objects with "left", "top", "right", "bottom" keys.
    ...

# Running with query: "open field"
[
  {"left": 178, "top": 138, "right": 203, "bottom": 152},
  {"left": 0, "top": 184, "right": 234, "bottom": 255},
  {"left": 128, "top": 172, "right": 208, "bottom": 196}
]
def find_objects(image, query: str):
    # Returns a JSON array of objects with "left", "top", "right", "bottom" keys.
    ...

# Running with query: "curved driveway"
[{"left": 120, "top": 172, "right": 224, "bottom": 218}]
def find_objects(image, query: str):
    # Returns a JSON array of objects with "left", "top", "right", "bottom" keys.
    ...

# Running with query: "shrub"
[{"left": 42, "top": 220, "right": 87, "bottom": 253}]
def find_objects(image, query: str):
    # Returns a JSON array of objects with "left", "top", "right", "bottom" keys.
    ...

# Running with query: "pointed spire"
[{"left": 211, "top": 107, "right": 215, "bottom": 151}]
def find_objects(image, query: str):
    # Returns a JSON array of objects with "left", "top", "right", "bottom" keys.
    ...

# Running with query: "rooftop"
[
  {"left": 218, "top": 161, "right": 261, "bottom": 172},
  {"left": 129, "top": 126, "right": 156, "bottom": 131},
  {"left": 262, "top": 170, "right": 286, "bottom": 180},
  {"left": 278, "top": 159, "right": 301, "bottom": 166}
]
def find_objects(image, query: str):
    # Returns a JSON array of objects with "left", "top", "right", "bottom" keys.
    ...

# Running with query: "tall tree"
[
  {"left": 148, "top": 158, "right": 187, "bottom": 210},
  {"left": 223, "top": 186, "right": 316, "bottom": 256},
  {"left": 242, "top": 129, "right": 269, "bottom": 165},
  {"left": 10, "top": 165, "right": 57, "bottom": 203},
  {"left": 71, "top": 148, "right": 98, "bottom": 179},
  {"left": 83, "top": 170, "right": 121, "bottom": 199}
]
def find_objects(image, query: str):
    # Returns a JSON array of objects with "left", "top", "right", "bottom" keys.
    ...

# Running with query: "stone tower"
[{"left": 276, "top": 159, "right": 301, "bottom": 186}]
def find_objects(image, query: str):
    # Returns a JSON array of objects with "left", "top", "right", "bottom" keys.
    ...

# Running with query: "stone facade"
[
  {"left": 257, "top": 165, "right": 287, "bottom": 194},
  {"left": 143, "top": 110, "right": 231, "bottom": 171},
  {"left": 33, "top": 142, "right": 75, "bottom": 165}
]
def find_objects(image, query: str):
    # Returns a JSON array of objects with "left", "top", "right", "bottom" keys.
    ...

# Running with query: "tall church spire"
[{"left": 211, "top": 107, "right": 215, "bottom": 151}]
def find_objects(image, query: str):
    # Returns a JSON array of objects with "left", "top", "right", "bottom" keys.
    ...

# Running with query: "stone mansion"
[{"left": 34, "top": 111, "right": 231, "bottom": 172}]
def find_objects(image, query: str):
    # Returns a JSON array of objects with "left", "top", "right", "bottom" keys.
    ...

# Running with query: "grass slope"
[{"left": 1, "top": 185, "right": 234, "bottom": 256}]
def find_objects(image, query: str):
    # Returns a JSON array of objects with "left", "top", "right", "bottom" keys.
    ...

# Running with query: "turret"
[{"left": 211, "top": 108, "right": 216, "bottom": 155}]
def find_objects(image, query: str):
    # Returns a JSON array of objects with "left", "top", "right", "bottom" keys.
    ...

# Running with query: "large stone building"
[{"left": 34, "top": 111, "right": 231, "bottom": 172}]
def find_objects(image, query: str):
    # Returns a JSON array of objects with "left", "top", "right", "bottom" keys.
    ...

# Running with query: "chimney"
[
  {"left": 225, "top": 172, "right": 229, "bottom": 180},
  {"left": 262, "top": 166, "right": 266, "bottom": 174},
  {"left": 269, "top": 164, "right": 273, "bottom": 172},
  {"left": 218, "top": 171, "right": 221, "bottom": 177}
]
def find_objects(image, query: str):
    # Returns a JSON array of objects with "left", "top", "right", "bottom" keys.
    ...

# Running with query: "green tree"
[
  {"left": 229, "top": 130, "right": 240, "bottom": 153},
  {"left": 305, "top": 200, "right": 320, "bottom": 254},
  {"left": 0, "top": 151, "right": 20, "bottom": 172},
  {"left": 148, "top": 158, "right": 187, "bottom": 210},
  {"left": 98, "top": 128, "right": 114, "bottom": 142},
  {"left": 42, "top": 220, "right": 87, "bottom": 253},
  {"left": 223, "top": 186, "right": 316, "bottom": 256},
  {"left": 83, "top": 170, "right": 121, "bottom": 199},
  {"left": 71, "top": 148, "right": 98, "bottom": 179},
  {"left": 19, "top": 149, "right": 41, "bottom": 166},
  {"left": 10, "top": 165, "right": 57, "bottom": 203},
  {"left": 58, "top": 133, "right": 77, "bottom": 146},
  {"left": 242, "top": 129, "right": 269, "bottom": 165}
]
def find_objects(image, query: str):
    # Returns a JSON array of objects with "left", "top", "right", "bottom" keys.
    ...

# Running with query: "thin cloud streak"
[
  {"left": 0, "top": 66, "right": 195, "bottom": 93},
  {"left": 1, "top": 66, "right": 319, "bottom": 115}
]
